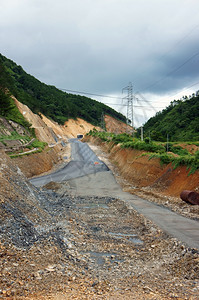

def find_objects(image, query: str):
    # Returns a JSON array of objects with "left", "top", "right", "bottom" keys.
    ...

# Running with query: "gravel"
[{"left": 0, "top": 151, "right": 199, "bottom": 299}]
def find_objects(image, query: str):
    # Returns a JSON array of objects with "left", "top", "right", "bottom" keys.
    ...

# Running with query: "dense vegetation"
[
  {"left": 87, "top": 130, "right": 199, "bottom": 174},
  {"left": 141, "top": 93, "right": 199, "bottom": 142},
  {"left": 0, "top": 54, "right": 126, "bottom": 126},
  {"left": 0, "top": 60, "right": 32, "bottom": 131},
  {"left": 0, "top": 59, "right": 48, "bottom": 154}
]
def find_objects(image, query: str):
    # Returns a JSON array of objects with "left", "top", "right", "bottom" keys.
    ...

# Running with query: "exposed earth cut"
[
  {"left": 15, "top": 98, "right": 101, "bottom": 142},
  {"left": 84, "top": 136, "right": 199, "bottom": 221}
]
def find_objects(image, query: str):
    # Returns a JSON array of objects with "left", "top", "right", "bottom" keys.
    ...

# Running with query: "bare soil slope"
[
  {"left": 13, "top": 147, "right": 61, "bottom": 178},
  {"left": 14, "top": 98, "right": 56, "bottom": 144},
  {"left": 85, "top": 136, "right": 199, "bottom": 196},
  {"left": 41, "top": 115, "right": 101, "bottom": 139},
  {"left": 105, "top": 114, "right": 133, "bottom": 134},
  {"left": 15, "top": 98, "right": 100, "bottom": 142}
]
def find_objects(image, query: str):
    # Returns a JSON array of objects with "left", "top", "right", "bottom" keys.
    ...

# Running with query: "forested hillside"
[
  {"left": 142, "top": 93, "right": 199, "bottom": 142},
  {"left": 0, "top": 54, "right": 126, "bottom": 126},
  {"left": 0, "top": 58, "right": 31, "bottom": 131}
]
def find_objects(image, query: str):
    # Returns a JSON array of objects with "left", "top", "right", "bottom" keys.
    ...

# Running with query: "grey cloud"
[{"left": 1, "top": 0, "right": 199, "bottom": 124}]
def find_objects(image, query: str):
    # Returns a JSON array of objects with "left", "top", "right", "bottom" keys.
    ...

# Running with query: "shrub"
[{"left": 87, "top": 130, "right": 199, "bottom": 174}]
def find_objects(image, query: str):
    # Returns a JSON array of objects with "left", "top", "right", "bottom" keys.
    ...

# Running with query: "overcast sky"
[{"left": 1, "top": 0, "right": 199, "bottom": 126}]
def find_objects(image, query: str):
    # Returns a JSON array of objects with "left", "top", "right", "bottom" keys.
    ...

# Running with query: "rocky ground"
[{"left": 0, "top": 147, "right": 199, "bottom": 299}]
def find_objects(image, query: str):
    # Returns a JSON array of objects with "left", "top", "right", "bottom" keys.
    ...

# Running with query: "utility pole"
[
  {"left": 100, "top": 112, "right": 106, "bottom": 131},
  {"left": 122, "top": 82, "right": 134, "bottom": 136},
  {"left": 167, "top": 134, "right": 169, "bottom": 152},
  {"left": 141, "top": 126, "right": 143, "bottom": 141}
]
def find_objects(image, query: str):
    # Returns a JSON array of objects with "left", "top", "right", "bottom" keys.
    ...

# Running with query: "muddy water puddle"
[
  {"left": 76, "top": 202, "right": 109, "bottom": 209},
  {"left": 82, "top": 251, "right": 124, "bottom": 266},
  {"left": 108, "top": 232, "right": 144, "bottom": 244}
]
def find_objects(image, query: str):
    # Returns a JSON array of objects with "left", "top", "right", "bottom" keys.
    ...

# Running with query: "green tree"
[{"left": 0, "top": 89, "right": 14, "bottom": 116}]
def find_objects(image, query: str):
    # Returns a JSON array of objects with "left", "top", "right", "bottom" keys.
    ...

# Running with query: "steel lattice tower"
[{"left": 122, "top": 82, "right": 134, "bottom": 135}]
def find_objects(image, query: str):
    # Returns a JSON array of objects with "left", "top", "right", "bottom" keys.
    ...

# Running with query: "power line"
[
  {"left": 131, "top": 23, "right": 199, "bottom": 86},
  {"left": 102, "top": 102, "right": 165, "bottom": 109},
  {"left": 132, "top": 22, "right": 199, "bottom": 87},
  {"left": 152, "top": 23, "right": 199, "bottom": 63},
  {"left": 140, "top": 50, "right": 199, "bottom": 93},
  {"left": 59, "top": 86, "right": 175, "bottom": 105},
  {"left": 59, "top": 87, "right": 168, "bottom": 104},
  {"left": 59, "top": 88, "right": 122, "bottom": 99},
  {"left": 59, "top": 79, "right": 199, "bottom": 104},
  {"left": 155, "top": 79, "right": 199, "bottom": 103}
]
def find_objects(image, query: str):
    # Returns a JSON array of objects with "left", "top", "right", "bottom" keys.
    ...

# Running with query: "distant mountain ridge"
[
  {"left": 142, "top": 92, "right": 199, "bottom": 142},
  {"left": 0, "top": 53, "right": 126, "bottom": 126}
]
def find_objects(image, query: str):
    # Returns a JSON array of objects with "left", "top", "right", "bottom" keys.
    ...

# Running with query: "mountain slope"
[
  {"left": 143, "top": 93, "right": 199, "bottom": 142},
  {"left": 0, "top": 53, "right": 126, "bottom": 126}
]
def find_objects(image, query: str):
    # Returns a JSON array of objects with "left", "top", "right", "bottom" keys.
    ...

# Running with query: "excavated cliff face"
[
  {"left": 14, "top": 97, "right": 57, "bottom": 144},
  {"left": 41, "top": 114, "right": 101, "bottom": 139},
  {"left": 13, "top": 145, "right": 62, "bottom": 178},
  {"left": 105, "top": 115, "right": 132, "bottom": 134},
  {"left": 14, "top": 97, "right": 100, "bottom": 141}
]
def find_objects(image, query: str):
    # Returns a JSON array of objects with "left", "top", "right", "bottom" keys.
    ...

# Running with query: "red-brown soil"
[
  {"left": 85, "top": 136, "right": 199, "bottom": 197},
  {"left": 105, "top": 115, "right": 133, "bottom": 134},
  {"left": 13, "top": 145, "right": 62, "bottom": 178},
  {"left": 84, "top": 136, "right": 199, "bottom": 220}
]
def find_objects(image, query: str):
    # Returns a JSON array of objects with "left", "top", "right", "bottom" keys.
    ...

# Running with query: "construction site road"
[
  {"left": 65, "top": 170, "right": 199, "bottom": 250},
  {"left": 30, "top": 139, "right": 109, "bottom": 187},
  {"left": 30, "top": 140, "right": 199, "bottom": 250}
]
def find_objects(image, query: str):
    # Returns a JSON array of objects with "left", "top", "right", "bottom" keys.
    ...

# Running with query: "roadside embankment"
[
  {"left": 84, "top": 136, "right": 199, "bottom": 196},
  {"left": 84, "top": 136, "right": 199, "bottom": 219},
  {"left": 12, "top": 144, "right": 63, "bottom": 178}
]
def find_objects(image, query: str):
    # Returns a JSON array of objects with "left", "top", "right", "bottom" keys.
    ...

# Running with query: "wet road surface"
[{"left": 30, "top": 139, "right": 109, "bottom": 187}]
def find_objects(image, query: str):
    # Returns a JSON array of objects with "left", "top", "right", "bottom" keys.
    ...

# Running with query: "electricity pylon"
[{"left": 122, "top": 82, "right": 134, "bottom": 136}]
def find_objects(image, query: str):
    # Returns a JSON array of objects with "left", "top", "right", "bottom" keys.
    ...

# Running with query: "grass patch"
[
  {"left": 87, "top": 130, "right": 199, "bottom": 174},
  {"left": 8, "top": 139, "right": 47, "bottom": 158},
  {"left": 0, "top": 131, "right": 31, "bottom": 143},
  {"left": 26, "top": 139, "right": 47, "bottom": 150}
]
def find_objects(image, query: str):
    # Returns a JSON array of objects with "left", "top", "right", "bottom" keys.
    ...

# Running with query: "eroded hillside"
[
  {"left": 14, "top": 98, "right": 101, "bottom": 141},
  {"left": 105, "top": 114, "right": 133, "bottom": 134}
]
